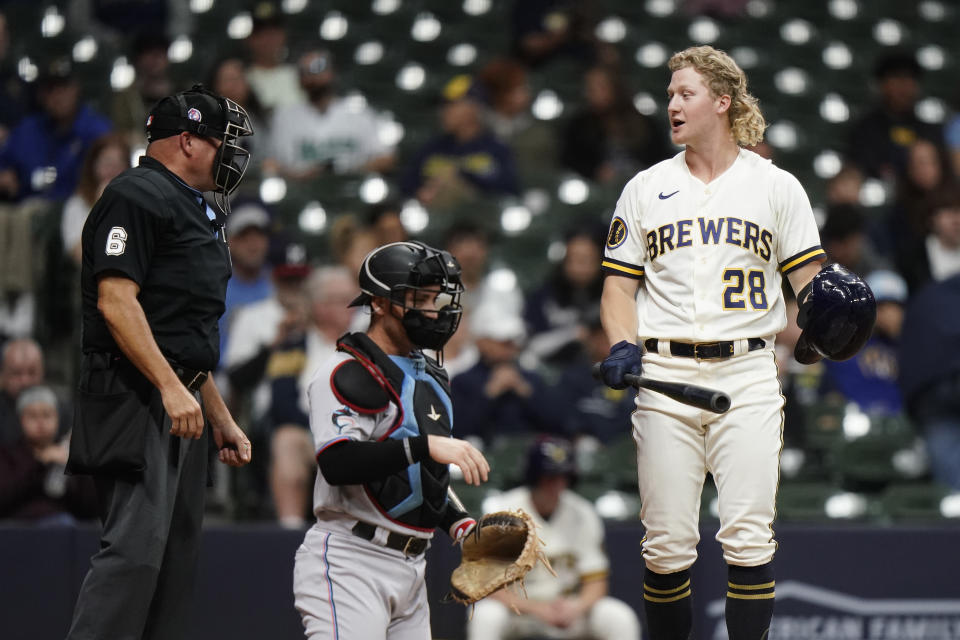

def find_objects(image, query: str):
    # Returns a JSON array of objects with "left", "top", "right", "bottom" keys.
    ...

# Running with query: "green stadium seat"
[{"left": 882, "top": 483, "right": 954, "bottom": 522}]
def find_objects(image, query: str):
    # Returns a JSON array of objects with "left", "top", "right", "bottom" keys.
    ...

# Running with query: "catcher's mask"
[
  {"left": 146, "top": 84, "right": 254, "bottom": 215},
  {"left": 350, "top": 241, "right": 464, "bottom": 351}
]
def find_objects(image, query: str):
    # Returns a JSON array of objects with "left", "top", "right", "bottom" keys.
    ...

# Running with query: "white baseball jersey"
[
  {"left": 602, "top": 148, "right": 825, "bottom": 342},
  {"left": 269, "top": 98, "right": 391, "bottom": 174},
  {"left": 484, "top": 487, "right": 608, "bottom": 600},
  {"left": 305, "top": 351, "right": 432, "bottom": 540}
]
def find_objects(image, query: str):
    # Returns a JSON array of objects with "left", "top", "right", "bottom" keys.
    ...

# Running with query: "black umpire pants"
[{"left": 66, "top": 356, "right": 209, "bottom": 640}]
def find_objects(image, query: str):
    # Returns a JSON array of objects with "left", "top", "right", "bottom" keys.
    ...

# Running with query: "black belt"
[
  {"left": 169, "top": 363, "right": 208, "bottom": 392},
  {"left": 644, "top": 338, "right": 766, "bottom": 360},
  {"left": 352, "top": 521, "right": 428, "bottom": 556},
  {"left": 98, "top": 352, "right": 208, "bottom": 392}
]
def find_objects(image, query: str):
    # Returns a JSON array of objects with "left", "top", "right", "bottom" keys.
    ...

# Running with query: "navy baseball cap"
[
  {"left": 145, "top": 86, "right": 228, "bottom": 142},
  {"left": 440, "top": 75, "right": 488, "bottom": 105}
]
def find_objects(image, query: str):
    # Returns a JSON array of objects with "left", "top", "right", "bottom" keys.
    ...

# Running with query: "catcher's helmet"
[
  {"left": 795, "top": 263, "right": 877, "bottom": 364},
  {"left": 146, "top": 84, "right": 253, "bottom": 214},
  {"left": 524, "top": 436, "right": 577, "bottom": 487},
  {"left": 350, "top": 241, "right": 464, "bottom": 350}
]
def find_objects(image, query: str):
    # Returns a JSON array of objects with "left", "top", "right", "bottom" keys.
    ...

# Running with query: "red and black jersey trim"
[
  {"left": 601, "top": 257, "right": 645, "bottom": 279},
  {"left": 779, "top": 245, "right": 826, "bottom": 274}
]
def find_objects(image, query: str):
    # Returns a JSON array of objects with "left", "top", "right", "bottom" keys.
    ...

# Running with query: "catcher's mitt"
[{"left": 449, "top": 509, "right": 553, "bottom": 605}]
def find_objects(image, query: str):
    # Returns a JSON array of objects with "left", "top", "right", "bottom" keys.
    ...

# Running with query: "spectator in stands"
[
  {"left": 61, "top": 134, "right": 131, "bottom": 266},
  {"left": 0, "top": 12, "right": 27, "bottom": 148},
  {"left": 561, "top": 65, "right": 671, "bottom": 184},
  {"left": 244, "top": 1, "right": 305, "bottom": 112},
  {"left": 822, "top": 270, "right": 906, "bottom": 416},
  {"left": 0, "top": 385, "right": 97, "bottom": 524},
  {"left": 825, "top": 164, "right": 864, "bottom": 206},
  {"left": 111, "top": 33, "right": 173, "bottom": 149},
  {"left": 450, "top": 305, "right": 561, "bottom": 444},
  {"left": 265, "top": 48, "right": 395, "bottom": 180},
  {"left": 469, "top": 436, "right": 640, "bottom": 640},
  {"left": 65, "top": 0, "right": 191, "bottom": 46},
  {"left": 267, "top": 266, "right": 355, "bottom": 528},
  {"left": 0, "top": 57, "right": 112, "bottom": 202},
  {"left": 510, "top": 0, "right": 608, "bottom": 68},
  {"left": 219, "top": 201, "right": 274, "bottom": 362},
  {"left": 209, "top": 55, "right": 269, "bottom": 179},
  {"left": 848, "top": 50, "right": 943, "bottom": 183},
  {"left": 400, "top": 75, "right": 520, "bottom": 208},
  {"left": 224, "top": 243, "right": 311, "bottom": 422},
  {"left": 329, "top": 215, "right": 378, "bottom": 293},
  {"left": 552, "top": 307, "right": 635, "bottom": 444},
  {"left": 820, "top": 204, "right": 888, "bottom": 276},
  {"left": 441, "top": 222, "right": 523, "bottom": 377},
  {"left": 0, "top": 339, "right": 45, "bottom": 445},
  {"left": 366, "top": 202, "right": 408, "bottom": 246},
  {"left": 897, "top": 183, "right": 960, "bottom": 293},
  {"left": 478, "top": 57, "right": 559, "bottom": 181},
  {"left": 944, "top": 90, "right": 960, "bottom": 178},
  {"left": 899, "top": 273, "right": 960, "bottom": 490},
  {"left": 524, "top": 223, "right": 605, "bottom": 366},
  {"left": 888, "top": 138, "right": 956, "bottom": 256}
]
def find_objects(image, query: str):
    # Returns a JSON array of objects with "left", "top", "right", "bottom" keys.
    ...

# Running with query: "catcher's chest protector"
[{"left": 337, "top": 332, "right": 452, "bottom": 530}]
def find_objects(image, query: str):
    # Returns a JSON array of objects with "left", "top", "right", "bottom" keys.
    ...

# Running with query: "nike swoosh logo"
[{"left": 658, "top": 190, "right": 679, "bottom": 200}]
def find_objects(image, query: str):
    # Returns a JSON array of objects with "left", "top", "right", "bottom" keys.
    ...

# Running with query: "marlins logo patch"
[
  {"left": 187, "top": 108, "right": 202, "bottom": 122},
  {"left": 606, "top": 216, "right": 628, "bottom": 249}
]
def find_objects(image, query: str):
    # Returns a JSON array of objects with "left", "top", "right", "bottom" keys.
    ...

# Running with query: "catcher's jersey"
[
  {"left": 306, "top": 350, "right": 444, "bottom": 539},
  {"left": 484, "top": 487, "right": 608, "bottom": 601},
  {"left": 602, "top": 149, "right": 824, "bottom": 342}
]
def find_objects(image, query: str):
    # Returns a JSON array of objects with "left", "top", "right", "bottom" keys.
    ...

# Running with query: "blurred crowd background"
[{"left": 1, "top": 0, "right": 960, "bottom": 529}]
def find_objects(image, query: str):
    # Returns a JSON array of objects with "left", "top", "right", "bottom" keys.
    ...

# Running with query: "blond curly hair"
[{"left": 668, "top": 45, "right": 766, "bottom": 147}]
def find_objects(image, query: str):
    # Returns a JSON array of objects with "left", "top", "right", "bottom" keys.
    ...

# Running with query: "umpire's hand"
[
  {"left": 599, "top": 340, "right": 643, "bottom": 390},
  {"left": 162, "top": 384, "right": 205, "bottom": 439}
]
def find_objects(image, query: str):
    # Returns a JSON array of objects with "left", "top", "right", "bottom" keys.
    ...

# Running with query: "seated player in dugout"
[
  {"left": 597, "top": 46, "right": 876, "bottom": 640},
  {"left": 293, "top": 241, "right": 491, "bottom": 639}
]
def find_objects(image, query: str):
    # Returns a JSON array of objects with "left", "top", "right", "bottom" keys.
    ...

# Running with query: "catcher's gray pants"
[
  {"left": 294, "top": 525, "right": 431, "bottom": 640},
  {"left": 66, "top": 391, "right": 208, "bottom": 640}
]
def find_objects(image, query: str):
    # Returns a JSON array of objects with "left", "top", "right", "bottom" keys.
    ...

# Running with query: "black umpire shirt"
[{"left": 80, "top": 156, "right": 232, "bottom": 372}]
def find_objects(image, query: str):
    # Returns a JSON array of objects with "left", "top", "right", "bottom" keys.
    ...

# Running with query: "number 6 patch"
[{"left": 105, "top": 226, "right": 128, "bottom": 256}]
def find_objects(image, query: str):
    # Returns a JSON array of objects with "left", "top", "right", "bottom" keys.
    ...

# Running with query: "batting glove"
[{"left": 600, "top": 340, "right": 643, "bottom": 390}]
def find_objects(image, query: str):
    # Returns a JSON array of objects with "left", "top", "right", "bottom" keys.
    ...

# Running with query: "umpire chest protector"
[{"left": 335, "top": 332, "right": 453, "bottom": 531}]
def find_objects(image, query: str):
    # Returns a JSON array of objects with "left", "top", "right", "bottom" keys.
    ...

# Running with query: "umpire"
[{"left": 66, "top": 85, "right": 254, "bottom": 640}]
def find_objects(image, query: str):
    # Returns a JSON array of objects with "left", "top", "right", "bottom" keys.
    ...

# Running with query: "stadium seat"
[{"left": 882, "top": 483, "right": 953, "bottom": 522}]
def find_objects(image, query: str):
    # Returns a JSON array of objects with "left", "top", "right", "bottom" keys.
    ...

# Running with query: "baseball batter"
[
  {"left": 292, "top": 241, "right": 489, "bottom": 640},
  {"left": 598, "top": 46, "right": 826, "bottom": 640}
]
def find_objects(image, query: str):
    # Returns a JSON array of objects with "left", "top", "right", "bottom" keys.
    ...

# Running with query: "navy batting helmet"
[
  {"left": 794, "top": 263, "right": 877, "bottom": 365},
  {"left": 349, "top": 241, "right": 464, "bottom": 350},
  {"left": 524, "top": 437, "right": 578, "bottom": 487}
]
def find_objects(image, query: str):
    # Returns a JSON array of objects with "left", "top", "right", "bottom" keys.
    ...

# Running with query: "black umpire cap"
[{"left": 145, "top": 87, "right": 230, "bottom": 142}]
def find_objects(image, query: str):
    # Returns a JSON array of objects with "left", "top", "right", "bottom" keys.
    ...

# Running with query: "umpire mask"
[
  {"left": 146, "top": 84, "right": 254, "bottom": 214},
  {"left": 350, "top": 242, "right": 465, "bottom": 351}
]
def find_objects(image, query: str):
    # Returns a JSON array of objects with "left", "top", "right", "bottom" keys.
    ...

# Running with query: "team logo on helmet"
[
  {"left": 145, "top": 114, "right": 153, "bottom": 127},
  {"left": 607, "top": 217, "right": 628, "bottom": 249},
  {"left": 187, "top": 108, "right": 202, "bottom": 122}
]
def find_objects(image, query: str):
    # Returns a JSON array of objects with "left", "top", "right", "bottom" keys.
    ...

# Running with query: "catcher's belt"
[{"left": 352, "top": 521, "right": 429, "bottom": 556}]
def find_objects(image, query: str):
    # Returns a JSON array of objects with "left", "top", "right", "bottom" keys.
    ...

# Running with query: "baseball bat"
[{"left": 591, "top": 363, "right": 731, "bottom": 414}]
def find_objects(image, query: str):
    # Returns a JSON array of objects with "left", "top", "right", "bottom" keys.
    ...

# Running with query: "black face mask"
[{"left": 401, "top": 307, "right": 461, "bottom": 351}]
